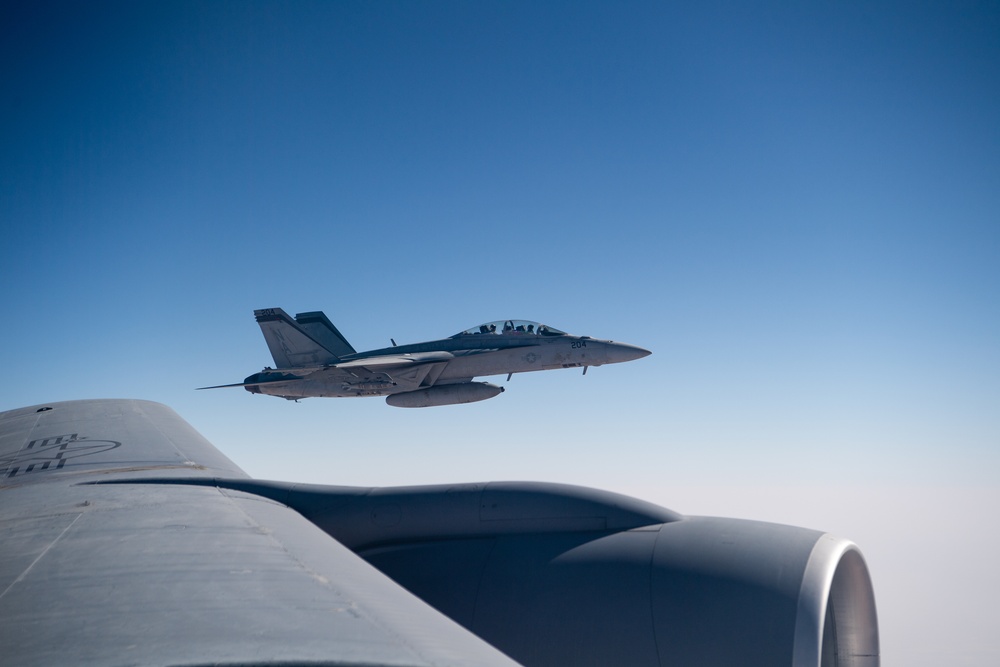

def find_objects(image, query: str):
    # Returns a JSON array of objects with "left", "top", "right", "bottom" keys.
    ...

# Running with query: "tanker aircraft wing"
[
  {"left": 1, "top": 398, "right": 880, "bottom": 667},
  {"left": 0, "top": 399, "right": 519, "bottom": 667},
  {"left": 199, "top": 307, "right": 652, "bottom": 407}
]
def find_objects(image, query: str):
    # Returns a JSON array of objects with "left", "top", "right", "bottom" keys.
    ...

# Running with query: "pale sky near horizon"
[{"left": 2, "top": 2, "right": 998, "bottom": 664}]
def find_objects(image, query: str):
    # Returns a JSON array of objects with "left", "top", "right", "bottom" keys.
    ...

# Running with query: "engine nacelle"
[
  {"left": 386, "top": 381, "right": 504, "bottom": 408},
  {"left": 224, "top": 480, "right": 880, "bottom": 667}
]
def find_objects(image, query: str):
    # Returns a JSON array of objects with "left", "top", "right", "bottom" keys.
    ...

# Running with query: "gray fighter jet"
[{"left": 201, "top": 308, "right": 651, "bottom": 406}]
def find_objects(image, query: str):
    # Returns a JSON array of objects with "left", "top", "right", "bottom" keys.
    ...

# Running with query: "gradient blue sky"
[{"left": 3, "top": 2, "right": 998, "bottom": 664}]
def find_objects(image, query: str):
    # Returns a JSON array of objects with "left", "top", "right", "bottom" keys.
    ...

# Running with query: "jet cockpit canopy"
[{"left": 453, "top": 320, "right": 566, "bottom": 338}]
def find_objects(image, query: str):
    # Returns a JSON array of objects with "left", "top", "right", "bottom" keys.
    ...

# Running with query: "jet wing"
[
  {"left": 197, "top": 352, "right": 457, "bottom": 386},
  {"left": 334, "top": 351, "right": 455, "bottom": 369},
  {"left": 0, "top": 399, "right": 519, "bottom": 667},
  {"left": 264, "top": 351, "right": 458, "bottom": 373}
]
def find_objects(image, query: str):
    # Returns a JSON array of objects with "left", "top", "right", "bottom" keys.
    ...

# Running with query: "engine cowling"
[{"left": 223, "top": 480, "right": 880, "bottom": 667}]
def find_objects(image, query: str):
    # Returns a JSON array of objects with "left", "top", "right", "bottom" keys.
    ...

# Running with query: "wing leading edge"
[{"left": 0, "top": 400, "right": 519, "bottom": 667}]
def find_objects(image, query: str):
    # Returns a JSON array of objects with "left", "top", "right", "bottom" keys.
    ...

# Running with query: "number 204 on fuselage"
[{"left": 199, "top": 308, "right": 651, "bottom": 407}]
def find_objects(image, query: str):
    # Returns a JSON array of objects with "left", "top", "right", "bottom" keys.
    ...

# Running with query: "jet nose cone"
[{"left": 606, "top": 342, "right": 652, "bottom": 363}]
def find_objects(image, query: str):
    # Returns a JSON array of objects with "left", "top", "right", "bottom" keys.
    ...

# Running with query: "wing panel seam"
[{"left": 0, "top": 513, "right": 82, "bottom": 602}]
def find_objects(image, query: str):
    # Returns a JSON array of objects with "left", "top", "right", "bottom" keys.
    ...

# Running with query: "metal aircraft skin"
[
  {"left": 201, "top": 308, "right": 652, "bottom": 406},
  {"left": 0, "top": 399, "right": 881, "bottom": 666}
]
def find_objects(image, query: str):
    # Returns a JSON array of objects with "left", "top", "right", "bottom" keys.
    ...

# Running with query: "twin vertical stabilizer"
[{"left": 254, "top": 308, "right": 356, "bottom": 369}]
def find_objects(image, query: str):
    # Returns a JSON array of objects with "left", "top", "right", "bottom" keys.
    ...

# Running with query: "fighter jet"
[{"left": 200, "top": 308, "right": 651, "bottom": 407}]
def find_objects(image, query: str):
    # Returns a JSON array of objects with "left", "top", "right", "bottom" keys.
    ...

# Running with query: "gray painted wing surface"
[{"left": 0, "top": 399, "right": 519, "bottom": 667}]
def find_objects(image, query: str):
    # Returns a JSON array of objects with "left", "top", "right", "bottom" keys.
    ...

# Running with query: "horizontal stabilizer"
[
  {"left": 197, "top": 381, "right": 272, "bottom": 390},
  {"left": 196, "top": 382, "right": 254, "bottom": 390},
  {"left": 197, "top": 370, "right": 308, "bottom": 390}
]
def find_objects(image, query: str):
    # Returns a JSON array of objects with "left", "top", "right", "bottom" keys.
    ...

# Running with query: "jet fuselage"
[{"left": 208, "top": 312, "right": 650, "bottom": 406}]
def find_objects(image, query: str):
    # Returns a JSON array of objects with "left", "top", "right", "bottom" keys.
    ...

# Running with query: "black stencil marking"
[{"left": 2, "top": 434, "right": 122, "bottom": 478}]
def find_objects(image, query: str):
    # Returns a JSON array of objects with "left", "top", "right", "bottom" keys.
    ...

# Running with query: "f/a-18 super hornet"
[{"left": 200, "top": 308, "right": 651, "bottom": 407}]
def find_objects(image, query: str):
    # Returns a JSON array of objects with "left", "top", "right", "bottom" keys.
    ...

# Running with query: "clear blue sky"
[{"left": 3, "top": 2, "right": 998, "bottom": 664}]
